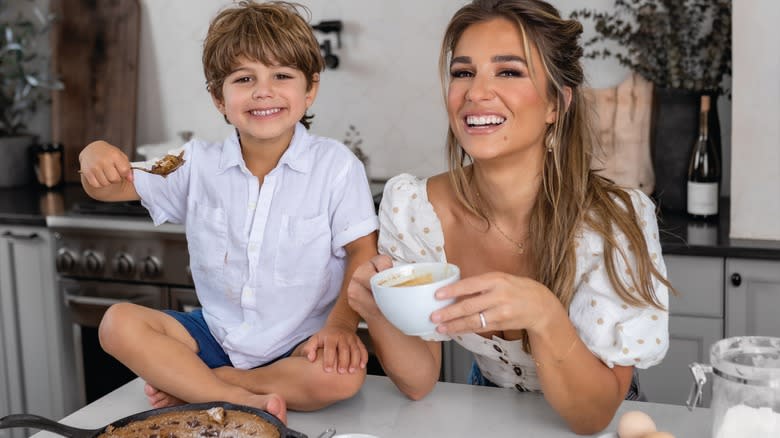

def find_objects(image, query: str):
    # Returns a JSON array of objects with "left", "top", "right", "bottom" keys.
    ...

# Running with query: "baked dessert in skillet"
[{"left": 98, "top": 407, "right": 280, "bottom": 438}]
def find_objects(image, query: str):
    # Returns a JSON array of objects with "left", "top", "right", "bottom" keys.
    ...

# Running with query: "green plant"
[
  {"left": 343, "top": 124, "right": 368, "bottom": 165},
  {"left": 0, "top": 0, "right": 62, "bottom": 136},
  {"left": 571, "top": 0, "right": 731, "bottom": 95}
]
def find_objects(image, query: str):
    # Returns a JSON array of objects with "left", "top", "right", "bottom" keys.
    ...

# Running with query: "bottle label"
[{"left": 687, "top": 182, "right": 718, "bottom": 215}]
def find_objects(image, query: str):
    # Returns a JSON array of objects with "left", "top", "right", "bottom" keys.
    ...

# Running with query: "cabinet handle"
[
  {"left": 2, "top": 231, "right": 40, "bottom": 240},
  {"left": 730, "top": 273, "right": 742, "bottom": 287}
]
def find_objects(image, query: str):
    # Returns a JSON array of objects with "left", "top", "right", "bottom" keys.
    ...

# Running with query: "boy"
[{"left": 78, "top": 1, "right": 378, "bottom": 423}]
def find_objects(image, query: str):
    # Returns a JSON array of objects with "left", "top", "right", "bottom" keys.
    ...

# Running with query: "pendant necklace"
[
  {"left": 474, "top": 188, "right": 526, "bottom": 255},
  {"left": 491, "top": 220, "right": 525, "bottom": 255}
]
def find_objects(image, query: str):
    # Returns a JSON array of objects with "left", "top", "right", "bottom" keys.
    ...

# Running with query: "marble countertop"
[{"left": 29, "top": 375, "right": 712, "bottom": 438}]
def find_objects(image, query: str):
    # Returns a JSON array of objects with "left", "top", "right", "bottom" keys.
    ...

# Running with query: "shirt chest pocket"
[
  {"left": 187, "top": 203, "right": 228, "bottom": 274},
  {"left": 274, "top": 213, "right": 331, "bottom": 286}
]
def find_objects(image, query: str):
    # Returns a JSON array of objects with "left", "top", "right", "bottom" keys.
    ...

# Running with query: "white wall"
[
  {"left": 135, "top": 0, "right": 627, "bottom": 180},
  {"left": 730, "top": 0, "right": 780, "bottom": 240}
]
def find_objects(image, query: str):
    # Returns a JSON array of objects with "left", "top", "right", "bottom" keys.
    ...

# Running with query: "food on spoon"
[
  {"left": 98, "top": 406, "right": 280, "bottom": 438},
  {"left": 148, "top": 150, "right": 186, "bottom": 176},
  {"left": 617, "top": 410, "right": 657, "bottom": 438}
]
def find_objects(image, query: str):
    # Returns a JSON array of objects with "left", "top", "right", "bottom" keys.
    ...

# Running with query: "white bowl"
[
  {"left": 332, "top": 434, "right": 380, "bottom": 438},
  {"left": 370, "top": 262, "right": 460, "bottom": 337}
]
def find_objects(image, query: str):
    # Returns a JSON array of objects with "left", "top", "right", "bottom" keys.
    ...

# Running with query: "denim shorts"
[
  {"left": 164, "top": 309, "right": 305, "bottom": 369},
  {"left": 468, "top": 361, "right": 499, "bottom": 388}
]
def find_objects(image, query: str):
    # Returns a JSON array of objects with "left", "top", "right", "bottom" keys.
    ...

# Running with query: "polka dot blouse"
[{"left": 377, "top": 174, "right": 670, "bottom": 392}]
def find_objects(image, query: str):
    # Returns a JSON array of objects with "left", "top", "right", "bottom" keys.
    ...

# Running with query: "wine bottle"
[{"left": 686, "top": 95, "right": 720, "bottom": 219}]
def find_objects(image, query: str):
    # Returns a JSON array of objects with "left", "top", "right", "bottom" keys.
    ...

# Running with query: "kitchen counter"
[
  {"left": 29, "top": 375, "right": 712, "bottom": 437},
  {"left": 657, "top": 198, "right": 780, "bottom": 259}
]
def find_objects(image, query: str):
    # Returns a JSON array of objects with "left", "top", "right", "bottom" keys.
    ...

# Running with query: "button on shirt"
[{"left": 134, "top": 124, "right": 378, "bottom": 368}]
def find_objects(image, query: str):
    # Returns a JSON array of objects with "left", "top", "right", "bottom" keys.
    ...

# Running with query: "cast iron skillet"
[{"left": 0, "top": 401, "right": 307, "bottom": 438}]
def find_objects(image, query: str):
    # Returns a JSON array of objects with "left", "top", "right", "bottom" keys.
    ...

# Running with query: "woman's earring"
[{"left": 545, "top": 133, "right": 555, "bottom": 153}]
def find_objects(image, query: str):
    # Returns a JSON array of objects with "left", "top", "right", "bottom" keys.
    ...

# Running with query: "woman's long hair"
[{"left": 439, "top": 0, "right": 672, "bottom": 348}]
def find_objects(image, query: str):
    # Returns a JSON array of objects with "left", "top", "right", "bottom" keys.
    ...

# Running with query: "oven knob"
[
  {"left": 142, "top": 256, "right": 162, "bottom": 278},
  {"left": 113, "top": 253, "right": 135, "bottom": 275},
  {"left": 82, "top": 250, "right": 104, "bottom": 273},
  {"left": 55, "top": 248, "right": 79, "bottom": 272}
]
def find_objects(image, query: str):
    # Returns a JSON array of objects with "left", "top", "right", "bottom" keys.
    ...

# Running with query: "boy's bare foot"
[
  {"left": 143, "top": 383, "right": 287, "bottom": 424},
  {"left": 144, "top": 382, "right": 184, "bottom": 409},
  {"left": 239, "top": 393, "right": 288, "bottom": 424}
]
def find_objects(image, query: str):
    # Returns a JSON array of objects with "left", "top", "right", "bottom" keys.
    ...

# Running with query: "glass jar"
[{"left": 688, "top": 336, "right": 780, "bottom": 437}]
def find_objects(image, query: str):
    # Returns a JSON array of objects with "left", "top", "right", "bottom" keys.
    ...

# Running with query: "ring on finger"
[{"left": 478, "top": 311, "right": 487, "bottom": 329}]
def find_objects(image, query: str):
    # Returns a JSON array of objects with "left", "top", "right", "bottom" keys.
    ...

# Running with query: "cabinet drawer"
[
  {"left": 640, "top": 315, "right": 722, "bottom": 407},
  {"left": 725, "top": 258, "right": 780, "bottom": 338},
  {"left": 664, "top": 255, "right": 724, "bottom": 317}
]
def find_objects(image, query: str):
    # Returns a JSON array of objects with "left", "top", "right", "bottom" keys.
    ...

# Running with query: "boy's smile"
[{"left": 215, "top": 58, "right": 318, "bottom": 151}]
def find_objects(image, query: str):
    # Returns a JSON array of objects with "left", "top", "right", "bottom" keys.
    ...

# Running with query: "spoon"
[
  {"left": 317, "top": 426, "right": 336, "bottom": 438},
  {"left": 77, "top": 151, "right": 186, "bottom": 179}
]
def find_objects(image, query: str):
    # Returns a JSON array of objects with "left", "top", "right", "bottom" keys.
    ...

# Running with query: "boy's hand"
[
  {"left": 301, "top": 324, "right": 368, "bottom": 374},
  {"left": 79, "top": 140, "right": 134, "bottom": 188}
]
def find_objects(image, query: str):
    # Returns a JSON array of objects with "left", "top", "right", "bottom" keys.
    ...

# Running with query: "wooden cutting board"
[{"left": 50, "top": 0, "right": 140, "bottom": 183}]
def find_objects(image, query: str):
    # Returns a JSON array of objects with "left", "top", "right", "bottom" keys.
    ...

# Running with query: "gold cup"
[{"left": 35, "top": 143, "right": 63, "bottom": 188}]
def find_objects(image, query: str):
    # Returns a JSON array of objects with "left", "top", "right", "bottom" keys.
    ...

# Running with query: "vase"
[
  {"left": 650, "top": 88, "right": 721, "bottom": 213},
  {"left": 0, "top": 135, "right": 37, "bottom": 187}
]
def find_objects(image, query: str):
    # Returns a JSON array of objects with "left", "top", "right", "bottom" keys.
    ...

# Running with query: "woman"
[{"left": 346, "top": 0, "right": 673, "bottom": 434}]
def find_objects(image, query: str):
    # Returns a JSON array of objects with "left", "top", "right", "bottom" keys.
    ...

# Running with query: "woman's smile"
[{"left": 462, "top": 112, "right": 507, "bottom": 135}]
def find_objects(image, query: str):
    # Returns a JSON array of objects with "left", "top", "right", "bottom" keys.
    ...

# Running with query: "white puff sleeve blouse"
[{"left": 377, "top": 173, "right": 670, "bottom": 392}]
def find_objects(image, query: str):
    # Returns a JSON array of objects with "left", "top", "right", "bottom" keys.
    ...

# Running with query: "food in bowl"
[
  {"left": 370, "top": 262, "right": 460, "bottom": 337},
  {"left": 392, "top": 273, "right": 434, "bottom": 287},
  {"left": 98, "top": 407, "right": 279, "bottom": 438}
]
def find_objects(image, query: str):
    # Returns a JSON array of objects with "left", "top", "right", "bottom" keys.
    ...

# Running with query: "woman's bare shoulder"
[
  {"left": 426, "top": 173, "right": 452, "bottom": 201},
  {"left": 426, "top": 173, "right": 458, "bottom": 217}
]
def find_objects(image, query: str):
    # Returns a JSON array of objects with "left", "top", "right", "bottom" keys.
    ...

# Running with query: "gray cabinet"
[
  {"left": 725, "top": 258, "right": 780, "bottom": 337},
  {"left": 0, "top": 225, "right": 78, "bottom": 434},
  {"left": 640, "top": 315, "right": 722, "bottom": 407},
  {"left": 639, "top": 254, "right": 724, "bottom": 407},
  {"left": 442, "top": 340, "right": 473, "bottom": 384}
]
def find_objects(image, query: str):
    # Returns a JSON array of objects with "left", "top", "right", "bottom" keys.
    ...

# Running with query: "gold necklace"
[
  {"left": 473, "top": 187, "right": 526, "bottom": 255},
  {"left": 491, "top": 220, "right": 525, "bottom": 255}
]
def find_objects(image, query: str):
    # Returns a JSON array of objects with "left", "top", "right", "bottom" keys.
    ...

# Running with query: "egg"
[
  {"left": 642, "top": 433, "right": 675, "bottom": 438},
  {"left": 617, "top": 410, "right": 657, "bottom": 438}
]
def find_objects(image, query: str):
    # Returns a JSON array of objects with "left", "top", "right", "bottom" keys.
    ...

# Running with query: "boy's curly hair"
[{"left": 203, "top": 1, "right": 325, "bottom": 128}]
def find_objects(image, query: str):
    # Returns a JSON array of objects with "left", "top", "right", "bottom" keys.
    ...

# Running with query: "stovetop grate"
[{"left": 70, "top": 200, "right": 150, "bottom": 217}]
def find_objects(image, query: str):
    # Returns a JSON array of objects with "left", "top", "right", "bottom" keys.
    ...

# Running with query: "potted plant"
[
  {"left": 572, "top": 0, "right": 732, "bottom": 213},
  {"left": 0, "top": 0, "right": 62, "bottom": 187}
]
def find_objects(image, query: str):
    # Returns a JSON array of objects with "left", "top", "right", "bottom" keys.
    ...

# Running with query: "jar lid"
[{"left": 710, "top": 336, "right": 780, "bottom": 387}]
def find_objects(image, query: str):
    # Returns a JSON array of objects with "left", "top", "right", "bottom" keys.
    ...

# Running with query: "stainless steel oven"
[
  {"left": 48, "top": 209, "right": 194, "bottom": 405},
  {"left": 60, "top": 278, "right": 168, "bottom": 403}
]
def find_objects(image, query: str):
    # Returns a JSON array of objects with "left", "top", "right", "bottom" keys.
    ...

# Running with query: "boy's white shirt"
[{"left": 134, "top": 123, "right": 378, "bottom": 368}]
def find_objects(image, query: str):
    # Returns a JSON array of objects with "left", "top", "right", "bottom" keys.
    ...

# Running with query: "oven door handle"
[
  {"left": 2, "top": 231, "right": 40, "bottom": 240},
  {"left": 64, "top": 294, "right": 144, "bottom": 307}
]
